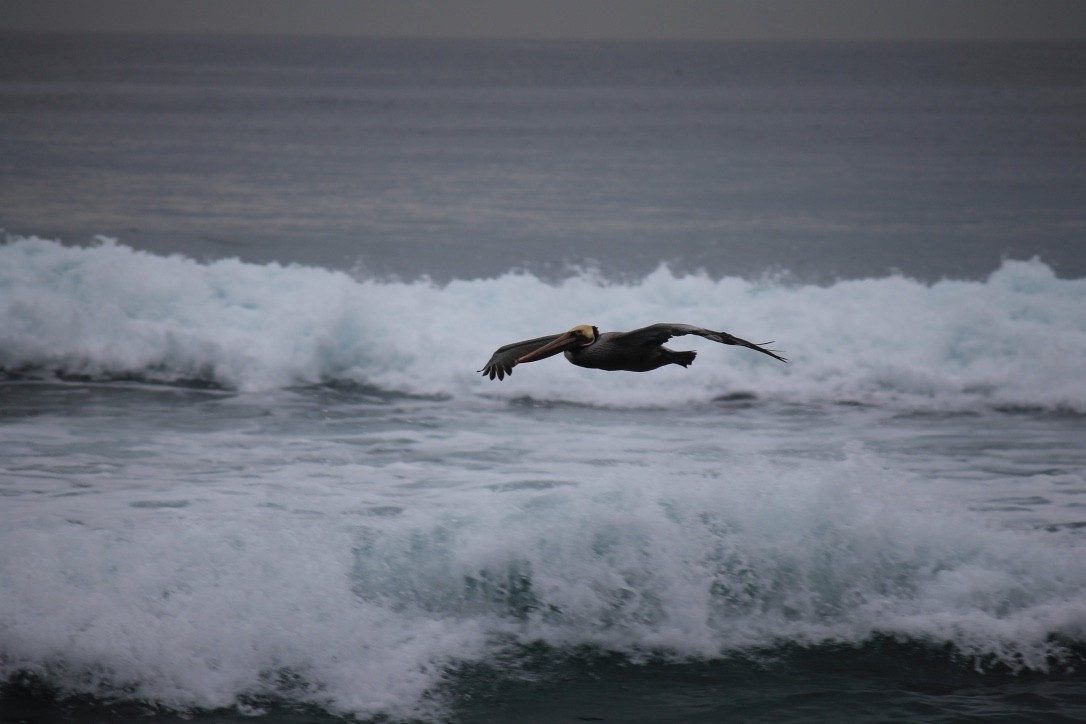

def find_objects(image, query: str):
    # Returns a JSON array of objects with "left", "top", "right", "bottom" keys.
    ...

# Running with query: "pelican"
[{"left": 479, "top": 323, "right": 786, "bottom": 380}]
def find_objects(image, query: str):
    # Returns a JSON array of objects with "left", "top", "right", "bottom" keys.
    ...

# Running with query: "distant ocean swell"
[{"left": 1, "top": 235, "right": 1085, "bottom": 410}]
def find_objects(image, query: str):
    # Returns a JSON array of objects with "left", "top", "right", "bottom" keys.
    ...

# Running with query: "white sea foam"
[
  {"left": 1, "top": 236, "right": 1084, "bottom": 410},
  {"left": 354, "top": 441, "right": 1086, "bottom": 661},
  {"left": 2, "top": 434, "right": 1084, "bottom": 719},
  {"left": 2, "top": 235, "right": 1086, "bottom": 716}
]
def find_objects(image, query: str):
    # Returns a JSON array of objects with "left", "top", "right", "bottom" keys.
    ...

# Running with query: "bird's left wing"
[
  {"left": 618, "top": 323, "right": 787, "bottom": 363},
  {"left": 478, "top": 333, "right": 565, "bottom": 380}
]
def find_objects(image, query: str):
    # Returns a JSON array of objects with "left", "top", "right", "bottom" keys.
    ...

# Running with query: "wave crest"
[{"left": 2, "top": 236, "right": 1084, "bottom": 410}]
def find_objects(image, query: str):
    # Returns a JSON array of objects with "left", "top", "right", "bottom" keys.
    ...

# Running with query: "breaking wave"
[
  {"left": 2, "top": 235, "right": 1084, "bottom": 411},
  {"left": 1, "top": 444, "right": 1085, "bottom": 720}
]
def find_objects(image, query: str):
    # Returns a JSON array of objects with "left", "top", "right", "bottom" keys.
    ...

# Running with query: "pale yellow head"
[{"left": 566, "top": 324, "right": 599, "bottom": 344}]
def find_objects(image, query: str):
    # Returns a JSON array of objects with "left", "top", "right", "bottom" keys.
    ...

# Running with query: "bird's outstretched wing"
[
  {"left": 478, "top": 333, "right": 565, "bottom": 380},
  {"left": 617, "top": 323, "right": 788, "bottom": 363}
]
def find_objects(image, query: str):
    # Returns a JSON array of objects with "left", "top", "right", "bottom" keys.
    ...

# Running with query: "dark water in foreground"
[{"left": 7, "top": 641, "right": 1086, "bottom": 723}]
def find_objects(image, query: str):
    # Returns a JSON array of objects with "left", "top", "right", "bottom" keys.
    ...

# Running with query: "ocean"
[{"left": 1, "top": 33, "right": 1085, "bottom": 723}]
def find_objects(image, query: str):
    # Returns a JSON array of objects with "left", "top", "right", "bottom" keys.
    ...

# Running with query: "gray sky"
[{"left": 4, "top": 0, "right": 1086, "bottom": 41}]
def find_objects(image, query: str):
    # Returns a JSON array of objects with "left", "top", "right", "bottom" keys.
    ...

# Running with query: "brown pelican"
[{"left": 479, "top": 323, "right": 786, "bottom": 380}]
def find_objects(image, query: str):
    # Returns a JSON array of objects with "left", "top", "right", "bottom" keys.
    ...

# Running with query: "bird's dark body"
[
  {"left": 479, "top": 322, "right": 785, "bottom": 381},
  {"left": 566, "top": 332, "right": 696, "bottom": 372}
]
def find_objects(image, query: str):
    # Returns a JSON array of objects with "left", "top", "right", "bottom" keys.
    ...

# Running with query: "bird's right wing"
[
  {"left": 478, "top": 333, "right": 565, "bottom": 380},
  {"left": 620, "top": 323, "right": 787, "bottom": 363}
]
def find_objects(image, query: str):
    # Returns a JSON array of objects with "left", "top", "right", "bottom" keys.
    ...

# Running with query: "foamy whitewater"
[
  {"left": 2, "top": 236, "right": 1084, "bottom": 409},
  {"left": 2, "top": 237, "right": 1086, "bottom": 722}
]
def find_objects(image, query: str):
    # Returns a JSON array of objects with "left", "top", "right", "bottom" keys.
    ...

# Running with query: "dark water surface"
[{"left": 2, "top": 34, "right": 1084, "bottom": 282}]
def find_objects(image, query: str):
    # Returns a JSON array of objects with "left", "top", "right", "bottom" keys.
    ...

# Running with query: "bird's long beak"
[{"left": 516, "top": 331, "right": 581, "bottom": 364}]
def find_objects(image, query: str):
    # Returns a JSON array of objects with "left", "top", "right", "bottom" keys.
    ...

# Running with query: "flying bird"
[{"left": 479, "top": 323, "right": 786, "bottom": 380}]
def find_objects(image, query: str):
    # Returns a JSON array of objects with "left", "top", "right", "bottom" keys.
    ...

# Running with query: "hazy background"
[
  {"left": 3, "top": 2, "right": 1084, "bottom": 281},
  {"left": 4, "top": 0, "right": 1086, "bottom": 41}
]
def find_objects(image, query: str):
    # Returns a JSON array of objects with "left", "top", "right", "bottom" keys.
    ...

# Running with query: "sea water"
[{"left": 2, "top": 35, "right": 1086, "bottom": 723}]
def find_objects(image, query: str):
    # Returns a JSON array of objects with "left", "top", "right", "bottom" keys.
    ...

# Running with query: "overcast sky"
[{"left": 4, "top": 0, "right": 1086, "bottom": 41}]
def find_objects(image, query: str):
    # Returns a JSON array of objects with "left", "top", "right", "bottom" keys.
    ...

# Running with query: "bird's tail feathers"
[{"left": 673, "top": 350, "right": 697, "bottom": 368}]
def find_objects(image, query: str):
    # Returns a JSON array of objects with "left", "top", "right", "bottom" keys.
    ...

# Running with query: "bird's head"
[
  {"left": 566, "top": 324, "right": 599, "bottom": 346},
  {"left": 516, "top": 324, "right": 598, "bottom": 364}
]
